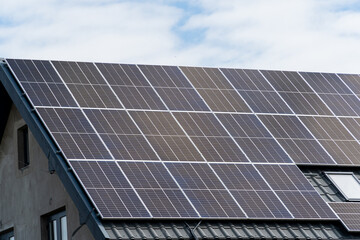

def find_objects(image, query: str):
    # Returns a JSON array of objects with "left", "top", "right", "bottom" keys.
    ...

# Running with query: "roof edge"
[{"left": 0, "top": 63, "right": 110, "bottom": 240}]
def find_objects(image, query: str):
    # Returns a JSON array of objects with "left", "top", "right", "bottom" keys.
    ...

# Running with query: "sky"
[{"left": 1, "top": 0, "right": 360, "bottom": 73}]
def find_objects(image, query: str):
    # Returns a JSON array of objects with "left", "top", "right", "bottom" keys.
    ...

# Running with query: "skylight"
[{"left": 327, "top": 172, "right": 360, "bottom": 201}]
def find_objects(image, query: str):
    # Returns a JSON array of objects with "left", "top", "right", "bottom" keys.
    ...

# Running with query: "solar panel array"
[{"left": 7, "top": 59, "right": 360, "bottom": 220}]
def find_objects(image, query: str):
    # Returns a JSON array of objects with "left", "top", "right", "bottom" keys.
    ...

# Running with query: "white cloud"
[
  {"left": 1, "top": 0, "right": 360, "bottom": 72},
  {"left": 180, "top": 0, "right": 360, "bottom": 72},
  {"left": 0, "top": 1, "right": 183, "bottom": 63}
]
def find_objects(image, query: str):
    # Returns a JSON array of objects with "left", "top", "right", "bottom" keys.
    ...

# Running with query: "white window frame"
[{"left": 326, "top": 172, "right": 360, "bottom": 201}]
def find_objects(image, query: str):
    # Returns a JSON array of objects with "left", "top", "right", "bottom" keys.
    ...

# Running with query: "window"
[
  {"left": 17, "top": 125, "right": 29, "bottom": 169},
  {"left": 44, "top": 210, "right": 68, "bottom": 240},
  {"left": 326, "top": 172, "right": 360, "bottom": 201},
  {"left": 0, "top": 228, "right": 14, "bottom": 240}
]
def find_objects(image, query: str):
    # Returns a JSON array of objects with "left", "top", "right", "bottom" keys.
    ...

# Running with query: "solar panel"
[
  {"left": 300, "top": 72, "right": 359, "bottom": 117},
  {"left": 211, "top": 163, "right": 292, "bottom": 218},
  {"left": 299, "top": 116, "right": 360, "bottom": 165},
  {"left": 83, "top": 109, "right": 158, "bottom": 160},
  {"left": 118, "top": 161, "right": 199, "bottom": 218},
  {"left": 340, "top": 118, "right": 360, "bottom": 139},
  {"left": 180, "top": 67, "right": 250, "bottom": 112},
  {"left": 221, "top": 68, "right": 292, "bottom": 113},
  {"left": 130, "top": 111, "right": 204, "bottom": 161},
  {"left": 70, "top": 161, "right": 150, "bottom": 218},
  {"left": 6, "top": 59, "right": 77, "bottom": 107},
  {"left": 139, "top": 65, "right": 210, "bottom": 111},
  {"left": 36, "top": 108, "right": 112, "bottom": 159},
  {"left": 53, "top": 61, "right": 123, "bottom": 109},
  {"left": 166, "top": 162, "right": 246, "bottom": 218},
  {"left": 338, "top": 74, "right": 360, "bottom": 94},
  {"left": 259, "top": 115, "right": 335, "bottom": 164},
  {"left": 255, "top": 164, "right": 336, "bottom": 219},
  {"left": 6, "top": 58, "right": 351, "bottom": 222},
  {"left": 216, "top": 114, "right": 291, "bottom": 163},
  {"left": 173, "top": 112, "right": 248, "bottom": 162},
  {"left": 330, "top": 202, "right": 360, "bottom": 231}
]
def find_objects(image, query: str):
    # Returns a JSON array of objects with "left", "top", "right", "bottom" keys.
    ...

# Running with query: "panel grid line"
[
  {"left": 298, "top": 72, "right": 360, "bottom": 165},
  {"left": 219, "top": 68, "right": 296, "bottom": 164},
  {"left": 7, "top": 58, "right": 357, "bottom": 221},
  {"left": 177, "top": 67, "right": 296, "bottom": 218},
  {"left": 49, "top": 61, "right": 115, "bottom": 160},
  {"left": 46, "top": 62, "right": 157, "bottom": 218}
]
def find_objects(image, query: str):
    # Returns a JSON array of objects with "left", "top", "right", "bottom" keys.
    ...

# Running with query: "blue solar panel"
[{"left": 7, "top": 58, "right": 350, "bottom": 222}]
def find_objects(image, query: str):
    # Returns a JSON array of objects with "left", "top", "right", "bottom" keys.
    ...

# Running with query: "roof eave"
[{"left": 0, "top": 62, "right": 110, "bottom": 240}]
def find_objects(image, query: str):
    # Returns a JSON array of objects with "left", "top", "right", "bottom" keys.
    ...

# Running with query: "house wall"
[{"left": 0, "top": 105, "right": 94, "bottom": 240}]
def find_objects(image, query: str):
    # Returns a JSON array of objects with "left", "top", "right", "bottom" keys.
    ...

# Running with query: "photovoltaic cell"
[
  {"left": 6, "top": 59, "right": 77, "bottom": 107},
  {"left": 302, "top": 191, "right": 337, "bottom": 218},
  {"left": 84, "top": 109, "right": 140, "bottom": 135},
  {"left": 181, "top": 67, "right": 232, "bottom": 89},
  {"left": 279, "top": 92, "right": 333, "bottom": 115},
  {"left": 319, "top": 94, "right": 360, "bottom": 116},
  {"left": 230, "top": 190, "right": 275, "bottom": 218},
  {"left": 217, "top": 114, "right": 291, "bottom": 163},
  {"left": 330, "top": 202, "right": 360, "bottom": 231},
  {"left": 301, "top": 72, "right": 351, "bottom": 94},
  {"left": 210, "top": 163, "right": 269, "bottom": 190},
  {"left": 95, "top": 63, "right": 166, "bottom": 110},
  {"left": 258, "top": 115, "right": 335, "bottom": 164},
  {"left": 261, "top": 70, "right": 313, "bottom": 92},
  {"left": 138, "top": 65, "right": 210, "bottom": 111},
  {"left": 111, "top": 86, "right": 166, "bottom": 110},
  {"left": 173, "top": 112, "right": 248, "bottom": 162},
  {"left": 239, "top": 91, "right": 292, "bottom": 114},
  {"left": 338, "top": 74, "right": 360, "bottom": 94},
  {"left": 300, "top": 72, "right": 359, "bottom": 116},
  {"left": 221, "top": 68, "right": 273, "bottom": 91},
  {"left": 197, "top": 89, "right": 250, "bottom": 112},
  {"left": 139, "top": 65, "right": 191, "bottom": 88},
  {"left": 340, "top": 118, "right": 360, "bottom": 139},
  {"left": 70, "top": 161, "right": 150, "bottom": 218},
  {"left": 130, "top": 111, "right": 204, "bottom": 161},
  {"left": 36, "top": 108, "right": 111, "bottom": 159},
  {"left": 256, "top": 191, "right": 293, "bottom": 218},
  {"left": 275, "top": 191, "right": 320, "bottom": 219},
  {"left": 261, "top": 70, "right": 336, "bottom": 115},
  {"left": 84, "top": 109, "right": 158, "bottom": 160},
  {"left": 52, "top": 61, "right": 123, "bottom": 108},
  {"left": 255, "top": 164, "right": 313, "bottom": 191},
  {"left": 6, "top": 58, "right": 357, "bottom": 222},
  {"left": 118, "top": 161, "right": 199, "bottom": 218},
  {"left": 155, "top": 87, "right": 209, "bottom": 111},
  {"left": 221, "top": 68, "right": 292, "bottom": 113},
  {"left": 299, "top": 116, "right": 360, "bottom": 165},
  {"left": 210, "top": 163, "right": 292, "bottom": 218},
  {"left": 184, "top": 189, "right": 245, "bottom": 218},
  {"left": 180, "top": 67, "right": 250, "bottom": 112},
  {"left": 166, "top": 162, "right": 246, "bottom": 218},
  {"left": 299, "top": 116, "right": 353, "bottom": 140},
  {"left": 7, "top": 59, "right": 46, "bottom": 83},
  {"left": 118, "top": 162, "right": 177, "bottom": 189}
]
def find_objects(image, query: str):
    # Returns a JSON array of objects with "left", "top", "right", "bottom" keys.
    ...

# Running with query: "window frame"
[
  {"left": 42, "top": 209, "right": 68, "bottom": 240},
  {"left": 17, "top": 124, "right": 30, "bottom": 169},
  {"left": 0, "top": 228, "right": 14, "bottom": 240},
  {"left": 326, "top": 171, "right": 360, "bottom": 201}
]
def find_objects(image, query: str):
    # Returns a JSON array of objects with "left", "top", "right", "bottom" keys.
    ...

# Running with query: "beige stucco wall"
[{"left": 0, "top": 105, "right": 94, "bottom": 240}]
